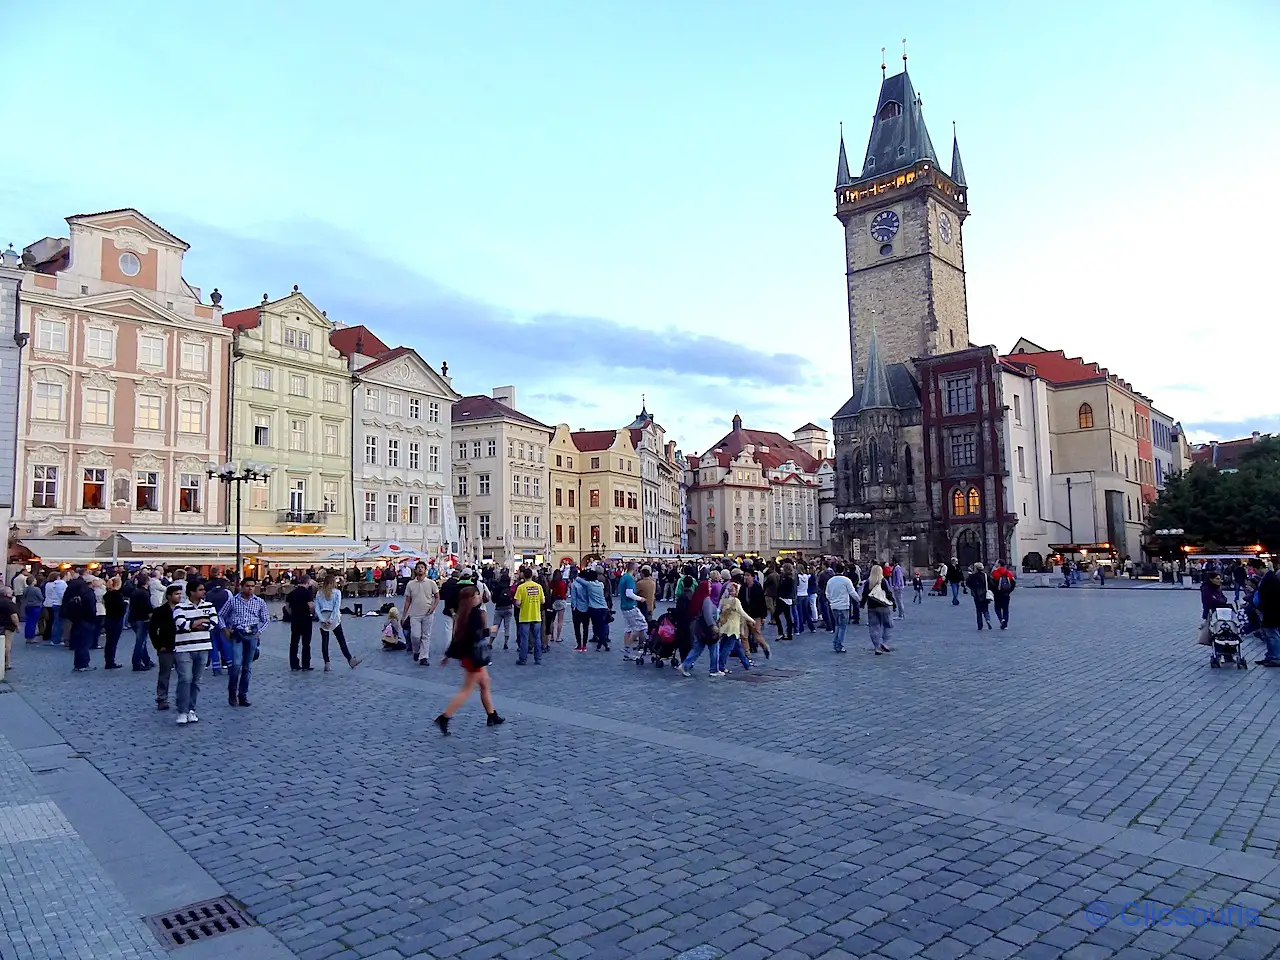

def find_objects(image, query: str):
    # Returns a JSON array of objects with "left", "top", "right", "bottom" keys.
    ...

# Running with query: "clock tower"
[{"left": 835, "top": 60, "right": 970, "bottom": 388}]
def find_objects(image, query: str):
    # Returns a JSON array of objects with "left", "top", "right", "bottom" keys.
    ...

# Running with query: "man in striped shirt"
[
  {"left": 172, "top": 581, "right": 217, "bottom": 726},
  {"left": 218, "top": 578, "right": 270, "bottom": 708}
]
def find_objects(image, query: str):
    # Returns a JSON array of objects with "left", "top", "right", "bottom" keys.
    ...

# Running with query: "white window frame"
[
  {"left": 363, "top": 491, "right": 378, "bottom": 522},
  {"left": 387, "top": 392, "right": 401, "bottom": 416},
  {"left": 84, "top": 326, "right": 115, "bottom": 362},
  {"left": 408, "top": 495, "right": 421, "bottom": 525},
  {"left": 289, "top": 417, "right": 308, "bottom": 452},
  {"left": 179, "top": 473, "right": 202, "bottom": 514},
  {"left": 457, "top": 475, "right": 468, "bottom": 497},
  {"left": 386, "top": 492, "right": 400, "bottom": 524},
  {"left": 428, "top": 401, "right": 440, "bottom": 423},
  {"left": 138, "top": 334, "right": 165, "bottom": 367},
  {"left": 364, "top": 388, "right": 379, "bottom": 411},
  {"left": 253, "top": 367, "right": 273, "bottom": 390},
  {"left": 322, "top": 381, "right": 339, "bottom": 403},
  {"left": 322, "top": 480, "right": 340, "bottom": 514},
  {"left": 429, "top": 446, "right": 440, "bottom": 472},
  {"left": 36, "top": 318, "right": 67, "bottom": 352},
  {"left": 253, "top": 414, "right": 271, "bottom": 446},
  {"left": 82, "top": 387, "right": 112, "bottom": 425},
  {"left": 387, "top": 438, "right": 400, "bottom": 467},
  {"left": 478, "top": 473, "right": 490, "bottom": 496},
  {"left": 180, "top": 341, "right": 207, "bottom": 372},
  {"left": 428, "top": 496, "right": 440, "bottom": 525},
  {"left": 408, "top": 397, "right": 421, "bottom": 420},
  {"left": 288, "top": 373, "right": 308, "bottom": 397},
  {"left": 177, "top": 398, "right": 204, "bottom": 435},
  {"left": 136, "top": 394, "right": 162, "bottom": 431},
  {"left": 32, "top": 464, "right": 58, "bottom": 508},
  {"left": 365, "top": 435, "right": 379, "bottom": 465},
  {"left": 408, "top": 442, "right": 420, "bottom": 470},
  {"left": 135, "top": 471, "right": 160, "bottom": 512},
  {"left": 323, "top": 423, "right": 340, "bottom": 456}
]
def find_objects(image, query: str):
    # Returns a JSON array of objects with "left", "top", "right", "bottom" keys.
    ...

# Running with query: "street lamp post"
[{"left": 207, "top": 460, "right": 274, "bottom": 580}]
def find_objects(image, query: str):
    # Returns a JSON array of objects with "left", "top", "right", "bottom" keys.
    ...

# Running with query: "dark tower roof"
[
  {"left": 859, "top": 68, "right": 937, "bottom": 180},
  {"left": 854, "top": 325, "right": 894, "bottom": 412},
  {"left": 950, "top": 124, "right": 967, "bottom": 186},
  {"left": 836, "top": 129, "right": 852, "bottom": 187}
]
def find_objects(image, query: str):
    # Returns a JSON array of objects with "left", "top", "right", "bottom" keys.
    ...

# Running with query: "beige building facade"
[
  {"left": 451, "top": 387, "right": 552, "bottom": 565},
  {"left": 548, "top": 425, "right": 644, "bottom": 561},
  {"left": 12, "top": 210, "right": 230, "bottom": 562}
]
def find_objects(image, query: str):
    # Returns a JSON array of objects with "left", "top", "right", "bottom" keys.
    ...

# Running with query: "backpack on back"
[
  {"left": 996, "top": 574, "right": 1015, "bottom": 593},
  {"left": 492, "top": 580, "right": 512, "bottom": 607}
]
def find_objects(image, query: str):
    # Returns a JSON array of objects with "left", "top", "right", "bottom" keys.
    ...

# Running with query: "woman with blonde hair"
[
  {"left": 860, "top": 565, "right": 896, "bottom": 655},
  {"left": 102, "top": 575, "right": 127, "bottom": 669},
  {"left": 315, "top": 573, "right": 361, "bottom": 671},
  {"left": 435, "top": 585, "right": 504, "bottom": 735},
  {"left": 715, "top": 581, "right": 754, "bottom": 674}
]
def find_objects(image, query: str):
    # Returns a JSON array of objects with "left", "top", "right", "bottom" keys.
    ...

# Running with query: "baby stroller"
[
  {"left": 1205, "top": 605, "right": 1247, "bottom": 669},
  {"left": 929, "top": 576, "right": 947, "bottom": 596},
  {"left": 639, "top": 612, "right": 681, "bottom": 668}
]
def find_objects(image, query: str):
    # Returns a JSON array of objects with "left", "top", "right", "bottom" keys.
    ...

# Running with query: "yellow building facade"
[{"left": 548, "top": 425, "right": 643, "bottom": 561}]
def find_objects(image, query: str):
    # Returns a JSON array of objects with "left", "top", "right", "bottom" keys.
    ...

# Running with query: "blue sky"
[{"left": 4, "top": 1, "right": 1278, "bottom": 450}]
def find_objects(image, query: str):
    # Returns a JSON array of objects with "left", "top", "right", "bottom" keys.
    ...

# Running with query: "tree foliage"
[{"left": 1148, "top": 438, "right": 1280, "bottom": 550}]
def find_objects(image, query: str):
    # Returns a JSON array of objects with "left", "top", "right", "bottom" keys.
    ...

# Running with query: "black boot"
[
  {"left": 435, "top": 714, "right": 451, "bottom": 736},
  {"left": 487, "top": 712, "right": 505, "bottom": 727}
]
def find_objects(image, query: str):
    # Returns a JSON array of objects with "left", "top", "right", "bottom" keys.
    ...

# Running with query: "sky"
[{"left": 3, "top": 1, "right": 1278, "bottom": 452}]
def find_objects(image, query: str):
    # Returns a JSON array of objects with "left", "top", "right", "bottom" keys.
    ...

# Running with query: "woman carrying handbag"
[{"left": 435, "top": 586, "right": 504, "bottom": 735}]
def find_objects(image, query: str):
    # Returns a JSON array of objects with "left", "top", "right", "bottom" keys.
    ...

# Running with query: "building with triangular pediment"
[
  {"left": 10, "top": 209, "right": 234, "bottom": 564},
  {"left": 331, "top": 327, "right": 461, "bottom": 553}
]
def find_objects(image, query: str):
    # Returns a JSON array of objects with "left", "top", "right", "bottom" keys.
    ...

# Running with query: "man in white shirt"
[
  {"left": 43, "top": 571, "right": 67, "bottom": 645},
  {"left": 824, "top": 562, "right": 857, "bottom": 654},
  {"left": 172, "top": 581, "right": 216, "bottom": 725},
  {"left": 403, "top": 562, "right": 440, "bottom": 666}
]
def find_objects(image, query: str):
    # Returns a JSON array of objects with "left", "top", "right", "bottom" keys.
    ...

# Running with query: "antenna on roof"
[
  {"left": 880, "top": 47, "right": 886, "bottom": 79},
  {"left": 902, "top": 38, "right": 908, "bottom": 67}
]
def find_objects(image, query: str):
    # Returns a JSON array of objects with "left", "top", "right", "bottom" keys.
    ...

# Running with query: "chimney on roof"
[
  {"left": 1253, "top": 431, "right": 1261, "bottom": 440},
  {"left": 492, "top": 385, "right": 516, "bottom": 410}
]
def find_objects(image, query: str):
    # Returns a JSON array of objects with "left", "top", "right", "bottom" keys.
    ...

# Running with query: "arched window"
[
  {"left": 1124, "top": 455, "right": 1129, "bottom": 478},
  {"left": 903, "top": 445, "right": 914, "bottom": 485},
  {"left": 878, "top": 101, "right": 903, "bottom": 121},
  {"left": 1127, "top": 496, "right": 1132, "bottom": 520},
  {"left": 967, "top": 487, "right": 981, "bottom": 514},
  {"left": 952, "top": 488, "right": 966, "bottom": 516},
  {"left": 868, "top": 438, "right": 880, "bottom": 482},
  {"left": 1078, "top": 403, "right": 1094, "bottom": 429}
]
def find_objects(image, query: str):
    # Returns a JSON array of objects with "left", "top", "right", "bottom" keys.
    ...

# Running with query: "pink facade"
[{"left": 14, "top": 210, "right": 230, "bottom": 540}]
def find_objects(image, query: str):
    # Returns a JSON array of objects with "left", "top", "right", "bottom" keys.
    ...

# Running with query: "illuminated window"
[
  {"left": 179, "top": 473, "right": 202, "bottom": 513},
  {"left": 952, "top": 488, "right": 966, "bottom": 516},
  {"left": 967, "top": 487, "right": 981, "bottom": 514},
  {"left": 1078, "top": 403, "right": 1094, "bottom": 429}
]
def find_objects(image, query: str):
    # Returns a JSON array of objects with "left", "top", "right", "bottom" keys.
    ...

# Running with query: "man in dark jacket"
[
  {"left": 946, "top": 558, "right": 965, "bottom": 605},
  {"left": 1255, "top": 568, "right": 1280, "bottom": 667},
  {"left": 62, "top": 571, "right": 98, "bottom": 672},
  {"left": 816, "top": 563, "right": 834, "bottom": 631},
  {"left": 742, "top": 571, "right": 770, "bottom": 658},
  {"left": 150, "top": 584, "right": 184, "bottom": 709},
  {"left": 776, "top": 563, "right": 796, "bottom": 641},
  {"left": 126, "top": 574, "right": 155, "bottom": 671}
]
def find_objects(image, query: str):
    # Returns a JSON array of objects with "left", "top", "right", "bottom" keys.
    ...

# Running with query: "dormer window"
[
  {"left": 897, "top": 145, "right": 907, "bottom": 158},
  {"left": 878, "top": 101, "right": 903, "bottom": 121}
]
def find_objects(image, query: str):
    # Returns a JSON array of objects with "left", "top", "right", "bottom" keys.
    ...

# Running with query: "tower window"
[
  {"left": 952, "top": 488, "right": 966, "bottom": 517},
  {"left": 878, "top": 101, "right": 903, "bottom": 121},
  {"left": 949, "top": 330, "right": 955, "bottom": 347},
  {"left": 897, "top": 145, "right": 906, "bottom": 157},
  {"left": 967, "top": 487, "right": 981, "bottom": 515},
  {"left": 1078, "top": 403, "right": 1094, "bottom": 429},
  {"left": 879, "top": 243, "right": 893, "bottom": 257}
]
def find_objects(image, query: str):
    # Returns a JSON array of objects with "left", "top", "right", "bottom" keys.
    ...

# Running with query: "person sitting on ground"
[{"left": 381, "top": 606, "right": 406, "bottom": 650}]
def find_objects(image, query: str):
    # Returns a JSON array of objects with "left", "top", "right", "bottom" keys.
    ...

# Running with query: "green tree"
[{"left": 1148, "top": 438, "right": 1280, "bottom": 550}]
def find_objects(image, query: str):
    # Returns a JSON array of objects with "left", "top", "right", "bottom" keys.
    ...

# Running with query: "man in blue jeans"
[
  {"left": 63, "top": 570, "right": 97, "bottom": 672},
  {"left": 217, "top": 577, "right": 269, "bottom": 706},
  {"left": 1255, "top": 567, "right": 1280, "bottom": 667}
]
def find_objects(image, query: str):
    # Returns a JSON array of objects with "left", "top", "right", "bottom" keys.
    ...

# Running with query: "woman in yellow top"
[{"left": 714, "top": 582, "right": 754, "bottom": 675}]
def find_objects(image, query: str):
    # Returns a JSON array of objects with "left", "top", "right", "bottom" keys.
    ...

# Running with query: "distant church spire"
[
  {"left": 950, "top": 121, "right": 968, "bottom": 186},
  {"left": 836, "top": 123, "right": 852, "bottom": 187}
]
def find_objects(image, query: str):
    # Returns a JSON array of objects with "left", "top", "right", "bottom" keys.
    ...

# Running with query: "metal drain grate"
[{"left": 145, "top": 897, "right": 255, "bottom": 948}]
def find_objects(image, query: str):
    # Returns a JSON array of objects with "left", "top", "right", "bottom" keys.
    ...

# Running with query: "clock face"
[
  {"left": 939, "top": 212, "right": 953, "bottom": 244},
  {"left": 869, "top": 210, "right": 900, "bottom": 243}
]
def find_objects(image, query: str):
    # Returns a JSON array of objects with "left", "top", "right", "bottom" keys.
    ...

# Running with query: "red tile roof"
[
  {"left": 703, "top": 425, "right": 820, "bottom": 473},
  {"left": 570, "top": 430, "right": 618, "bottom": 452},
  {"left": 1001, "top": 347, "right": 1136, "bottom": 394},
  {"left": 628, "top": 428, "right": 642, "bottom": 449},
  {"left": 1190, "top": 434, "right": 1272, "bottom": 469},
  {"left": 221, "top": 306, "right": 261, "bottom": 331},
  {"left": 354, "top": 345, "right": 411, "bottom": 372},
  {"left": 452, "top": 395, "right": 551, "bottom": 431},
  {"left": 330, "top": 325, "right": 389, "bottom": 358}
]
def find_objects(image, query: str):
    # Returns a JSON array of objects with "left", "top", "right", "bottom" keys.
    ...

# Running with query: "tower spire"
[
  {"left": 881, "top": 46, "right": 886, "bottom": 80},
  {"left": 836, "top": 122, "right": 852, "bottom": 187},
  {"left": 950, "top": 121, "right": 967, "bottom": 186},
  {"left": 854, "top": 322, "right": 893, "bottom": 412},
  {"left": 902, "top": 38, "right": 908, "bottom": 68}
]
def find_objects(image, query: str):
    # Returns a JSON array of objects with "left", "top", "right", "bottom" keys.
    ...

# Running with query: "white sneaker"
[
  {"left": 677, "top": 665, "right": 691, "bottom": 677},
  {"left": 186, "top": 711, "right": 199, "bottom": 723},
  {"left": 621, "top": 649, "right": 634, "bottom": 661},
  {"left": 176, "top": 713, "right": 189, "bottom": 725}
]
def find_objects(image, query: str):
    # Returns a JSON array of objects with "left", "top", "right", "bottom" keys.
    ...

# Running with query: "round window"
[
  {"left": 118, "top": 252, "right": 141, "bottom": 277},
  {"left": 879, "top": 243, "right": 893, "bottom": 257}
]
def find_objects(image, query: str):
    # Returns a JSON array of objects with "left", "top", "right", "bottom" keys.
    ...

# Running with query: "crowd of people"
[{"left": 33, "top": 549, "right": 1251, "bottom": 737}]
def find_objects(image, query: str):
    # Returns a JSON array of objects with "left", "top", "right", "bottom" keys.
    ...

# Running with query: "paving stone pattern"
[
  {"left": 4, "top": 588, "right": 1280, "bottom": 959},
  {"left": 0, "top": 728, "right": 167, "bottom": 960}
]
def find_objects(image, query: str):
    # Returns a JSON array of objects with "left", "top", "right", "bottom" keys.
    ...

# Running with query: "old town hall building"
[{"left": 831, "top": 58, "right": 1016, "bottom": 569}]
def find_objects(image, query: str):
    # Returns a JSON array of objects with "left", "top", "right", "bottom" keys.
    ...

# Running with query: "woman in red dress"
[{"left": 435, "top": 586, "right": 504, "bottom": 735}]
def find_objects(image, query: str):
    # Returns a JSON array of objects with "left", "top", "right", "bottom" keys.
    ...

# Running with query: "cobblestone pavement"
[
  {"left": 4, "top": 588, "right": 1280, "bottom": 959},
  {"left": 0, "top": 719, "right": 167, "bottom": 960}
]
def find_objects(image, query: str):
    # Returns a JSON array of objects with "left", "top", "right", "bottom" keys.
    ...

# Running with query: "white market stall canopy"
[{"left": 13, "top": 536, "right": 104, "bottom": 565}]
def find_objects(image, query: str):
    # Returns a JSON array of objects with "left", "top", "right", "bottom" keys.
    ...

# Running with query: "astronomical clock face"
[
  {"left": 869, "top": 210, "right": 900, "bottom": 243},
  {"left": 939, "top": 212, "right": 953, "bottom": 244}
]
